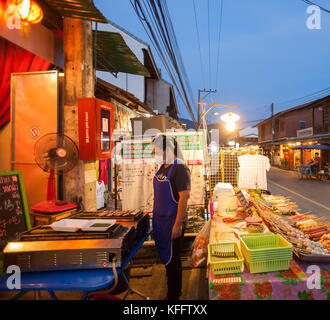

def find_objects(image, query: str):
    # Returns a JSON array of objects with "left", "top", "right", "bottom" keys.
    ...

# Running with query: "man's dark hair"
[{"left": 315, "top": 152, "right": 319, "bottom": 156}]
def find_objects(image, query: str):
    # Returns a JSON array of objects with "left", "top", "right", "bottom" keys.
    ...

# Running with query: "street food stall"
[{"left": 201, "top": 185, "right": 330, "bottom": 300}]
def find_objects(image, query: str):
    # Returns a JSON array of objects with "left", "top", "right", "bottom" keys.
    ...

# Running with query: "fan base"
[{"left": 32, "top": 200, "right": 78, "bottom": 214}]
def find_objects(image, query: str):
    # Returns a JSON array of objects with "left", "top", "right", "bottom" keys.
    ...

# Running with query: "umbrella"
[{"left": 292, "top": 143, "right": 330, "bottom": 151}]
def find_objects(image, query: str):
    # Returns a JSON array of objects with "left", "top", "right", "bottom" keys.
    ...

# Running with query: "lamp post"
[{"left": 198, "top": 101, "right": 240, "bottom": 203}]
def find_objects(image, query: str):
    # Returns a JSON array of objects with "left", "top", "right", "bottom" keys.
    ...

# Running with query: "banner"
[
  {"left": 121, "top": 138, "right": 156, "bottom": 213},
  {"left": 120, "top": 132, "right": 205, "bottom": 212}
]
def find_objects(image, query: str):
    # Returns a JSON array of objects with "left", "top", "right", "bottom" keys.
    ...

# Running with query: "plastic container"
[
  {"left": 239, "top": 233, "right": 292, "bottom": 261},
  {"left": 239, "top": 233, "right": 292, "bottom": 273},
  {"left": 244, "top": 258, "right": 291, "bottom": 274},
  {"left": 217, "top": 194, "right": 238, "bottom": 218},
  {"left": 208, "top": 242, "right": 244, "bottom": 275}
]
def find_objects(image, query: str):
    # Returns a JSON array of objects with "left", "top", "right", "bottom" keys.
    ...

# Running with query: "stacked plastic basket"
[{"left": 238, "top": 232, "right": 293, "bottom": 273}]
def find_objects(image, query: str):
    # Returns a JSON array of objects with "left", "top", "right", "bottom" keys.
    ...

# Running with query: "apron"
[{"left": 152, "top": 161, "right": 178, "bottom": 266}]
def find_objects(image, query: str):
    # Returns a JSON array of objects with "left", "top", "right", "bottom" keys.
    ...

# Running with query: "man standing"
[{"left": 152, "top": 135, "right": 191, "bottom": 300}]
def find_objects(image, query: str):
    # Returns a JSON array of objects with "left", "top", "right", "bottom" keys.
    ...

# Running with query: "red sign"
[
  {"left": 187, "top": 160, "right": 203, "bottom": 166},
  {"left": 29, "top": 126, "right": 40, "bottom": 139}
]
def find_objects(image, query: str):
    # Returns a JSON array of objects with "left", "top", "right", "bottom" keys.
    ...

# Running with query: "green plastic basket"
[
  {"left": 244, "top": 257, "right": 291, "bottom": 274},
  {"left": 208, "top": 242, "right": 244, "bottom": 275},
  {"left": 239, "top": 233, "right": 293, "bottom": 262}
]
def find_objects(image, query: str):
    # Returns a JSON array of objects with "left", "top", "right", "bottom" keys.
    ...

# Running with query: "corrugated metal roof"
[
  {"left": 94, "top": 31, "right": 150, "bottom": 77},
  {"left": 41, "top": 0, "right": 107, "bottom": 23}
]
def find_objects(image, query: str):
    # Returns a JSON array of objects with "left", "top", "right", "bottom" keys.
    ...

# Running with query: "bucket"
[{"left": 217, "top": 194, "right": 238, "bottom": 218}]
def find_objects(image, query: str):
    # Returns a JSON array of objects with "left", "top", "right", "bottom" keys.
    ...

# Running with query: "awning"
[
  {"left": 94, "top": 31, "right": 150, "bottom": 77},
  {"left": 41, "top": 0, "right": 107, "bottom": 23},
  {"left": 292, "top": 144, "right": 330, "bottom": 151}
]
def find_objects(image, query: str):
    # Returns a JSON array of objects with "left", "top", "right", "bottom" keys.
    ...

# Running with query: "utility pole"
[
  {"left": 271, "top": 102, "right": 274, "bottom": 161},
  {"left": 198, "top": 89, "right": 217, "bottom": 128},
  {"left": 271, "top": 103, "right": 274, "bottom": 141}
]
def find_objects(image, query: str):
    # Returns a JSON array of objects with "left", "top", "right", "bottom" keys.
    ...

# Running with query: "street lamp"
[
  {"left": 221, "top": 112, "right": 240, "bottom": 132},
  {"left": 198, "top": 101, "right": 240, "bottom": 203}
]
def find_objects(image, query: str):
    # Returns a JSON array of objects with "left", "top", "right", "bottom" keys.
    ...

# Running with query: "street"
[{"left": 267, "top": 167, "right": 330, "bottom": 220}]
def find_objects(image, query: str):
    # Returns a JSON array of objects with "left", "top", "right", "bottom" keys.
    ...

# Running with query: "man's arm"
[{"left": 171, "top": 190, "right": 190, "bottom": 239}]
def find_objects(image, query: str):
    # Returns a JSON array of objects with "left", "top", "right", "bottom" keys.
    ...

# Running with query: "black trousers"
[{"left": 165, "top": 231, "right": 185, "bottom": 300}]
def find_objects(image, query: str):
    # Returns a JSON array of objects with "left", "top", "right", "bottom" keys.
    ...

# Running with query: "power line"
[
  {"left": 275, "top": 86, "right": 330, "bottom": 107},
  {"left": 215, "top": 0, "right": 224, "bottom": 97},
  {"left": 207, "top": 0, "right": 211, "bottom": 89},
  {"left": 130, "top": 0, "right": 198, "bottom": 127},
  {"left": 192, "top": 0, "right": 206, "bottom": 89},
  {"left": 300, "top": 0, "right": 330, "bottom": 13}
]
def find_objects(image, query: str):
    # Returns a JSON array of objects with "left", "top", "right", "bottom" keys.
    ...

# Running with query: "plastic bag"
[{"left": 189, "top": 219, "right": 211, "bottom": 267}]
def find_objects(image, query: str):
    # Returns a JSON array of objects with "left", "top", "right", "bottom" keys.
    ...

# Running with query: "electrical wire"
[
  {"left": 275, "top": 87, "right": 330, "bottom": 108},
  {"left": 207, "top": 0, "right": 211, "bottom": 89},
  {"left": 130, "top": 0, "right": 198, "bottom": 127},
  {"left": 300, "top": 0, "right": 330, "bottom": 13},
  {"left": 215, "top": 0, "right": 224, "bottom": 97},
  {"left": 192, "top": 0, "right": 206, "bottom": 89}
]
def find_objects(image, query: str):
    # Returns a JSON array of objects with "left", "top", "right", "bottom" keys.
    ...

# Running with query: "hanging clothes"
[
  {"left": 96, "top": 180, "right": 106, "bottom": 209},
  {"left": 238, "top": 154, "right": 270, "bottom": 190},
  {"left": 99, "top": 159, "right": 110, "bottom": 186}
]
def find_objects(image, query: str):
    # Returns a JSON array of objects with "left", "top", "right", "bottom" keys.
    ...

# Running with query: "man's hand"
[{"left": 171, "top": 222, "right": 182, "bottom": 239}]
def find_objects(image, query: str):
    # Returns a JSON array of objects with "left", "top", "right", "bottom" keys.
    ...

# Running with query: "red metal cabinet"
[{"left": 78, "top": 97, "right": 114, "bottom": 160}]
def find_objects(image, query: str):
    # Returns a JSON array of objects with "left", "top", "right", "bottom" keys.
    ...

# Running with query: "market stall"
[
  {"left": 119, "top": 131, "right": 207, "bottom": 235},
  {"left": 0, "top": 170, "right": 152, "bottom": 300},
  {"left": 201, "top": 185, "right": 330, "bottom": 300}
]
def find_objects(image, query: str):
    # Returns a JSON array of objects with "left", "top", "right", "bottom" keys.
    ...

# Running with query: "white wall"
[
  {"left": 146, "top": 79, "right": 170, "bottom": 115},
  {"left": 95, "top": 22, "right": 147, "bottom": 103}
]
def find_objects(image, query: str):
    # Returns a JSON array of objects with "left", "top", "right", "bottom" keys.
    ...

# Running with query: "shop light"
[
  {"left": 145, "top": 113, "right": 151, "bottom": 118},
  {"left": 16, "top": 0, "right": 43, "bottom": 24}
]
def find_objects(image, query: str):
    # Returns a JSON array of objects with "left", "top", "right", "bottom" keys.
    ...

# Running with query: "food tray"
[
  {"left": 244, "top": 257, "right": 291, "bottom": 274},
  {"left": 80, "top": 219, "right": 116, "bottom": 232},
  {"left": 239, "top": 233, "right": 292, "bottom": 262},
  {"left": 50, "top": 219, "right": 88, "bottom": 232},
  {"left": 293, "top": 250, "right": 330, "bottom": 262},
  {"left": 208, "top": 242, "right": 244, "bottom": 275}
]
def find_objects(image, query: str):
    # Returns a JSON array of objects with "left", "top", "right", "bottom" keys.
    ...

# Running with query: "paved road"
[{"left": 267, "top": 167, "right": 330, "bottom": 220}]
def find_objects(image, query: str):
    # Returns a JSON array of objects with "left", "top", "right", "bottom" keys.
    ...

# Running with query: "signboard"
[
  {"left": 0, "top": 171, "right": 31, "bottom": 256},
  {"left": 175, "top": 133, "right": 203, "bottom": 150},
  {"left": 121, "top": 142, "right": 155, "bottom": 159},
  {"left": 297, "top": 127, "right": 313, "bottom": 139},
  {"left": 121, "top": 138, "right": 156, "bottom": 213}
]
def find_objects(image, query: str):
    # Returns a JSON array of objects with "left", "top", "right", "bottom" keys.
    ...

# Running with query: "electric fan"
[{"left": 31, "top": 133, "right": 79, "bottom": 214}]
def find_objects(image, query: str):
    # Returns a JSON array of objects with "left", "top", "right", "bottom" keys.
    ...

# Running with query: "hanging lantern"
[
  {"left": 16, "top": 0, "right": 30, "bottom": 20},
  {"left": 26, "top": 0, "right": 43, "bottom": 23},
  {"left": 15, "top": 0, "right": 43, "bottom": 24}
]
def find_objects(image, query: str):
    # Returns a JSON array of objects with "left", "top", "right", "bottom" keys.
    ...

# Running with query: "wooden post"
[{"left": 63, "top": 18, "right": 97, "bottom": 210}]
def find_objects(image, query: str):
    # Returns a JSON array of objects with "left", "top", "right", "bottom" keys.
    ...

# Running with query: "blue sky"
[{"left": 94, "top": 0, "right": 330, "bottom": 126}]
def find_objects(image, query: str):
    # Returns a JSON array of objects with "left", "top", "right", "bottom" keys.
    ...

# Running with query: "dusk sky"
[{"left": 94, "top": 0, "right": 330, "bottom": 126}]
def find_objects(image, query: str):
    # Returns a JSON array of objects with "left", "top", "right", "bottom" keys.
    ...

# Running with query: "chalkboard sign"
[
  {"left": 0, "top": 171, "right": 31, "bottom": 257},
  {"left": 234, "top": 188, "right": 253, "bottom": 216}
]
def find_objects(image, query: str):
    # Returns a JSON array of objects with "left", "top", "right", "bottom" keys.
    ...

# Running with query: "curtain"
[{"left": 0, "top": 37, "right": 51, "bottom": 129}]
